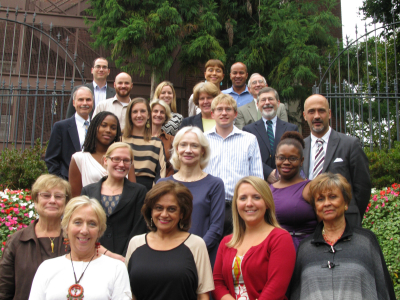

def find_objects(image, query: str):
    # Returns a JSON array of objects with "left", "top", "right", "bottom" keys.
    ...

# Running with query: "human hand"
[{"left": 267, "top": 169, "right": 279, "bottom": 183}]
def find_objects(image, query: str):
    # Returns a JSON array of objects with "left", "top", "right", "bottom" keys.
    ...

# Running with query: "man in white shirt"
[
  {"left": 204, "top": 93, "right": 263, "bottom": 235},
  {"left": 45, "top": 86, "right": 94, "bottom": 180},
  {"left": 92, "top": 72, "right": 133, "bottom": 131}
]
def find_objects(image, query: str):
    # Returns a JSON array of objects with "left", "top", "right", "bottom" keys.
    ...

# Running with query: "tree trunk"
[{"left": 150, "top": 68, "right": 156, "bottom": 100}]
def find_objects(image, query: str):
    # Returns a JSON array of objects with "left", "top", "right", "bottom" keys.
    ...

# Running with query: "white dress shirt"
[
  {"left": 262, "top": 115, "right": 277, "bottom": 136},
  {"left": 75, "top": 113, "right": 90, "bottom": 148},
  {"left": 308, "top": 127, "right": 331, "bottom": 179},
  {"left": 93, "top": 81, "right": 108, "bottom": 108},
  {"left": 92, "top": 96, "right": 131, "bottom": 131}
]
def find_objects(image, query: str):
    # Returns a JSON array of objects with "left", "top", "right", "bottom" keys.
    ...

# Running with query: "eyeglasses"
[
  {"left": 275, "top": 156, "right": 301, "bottom": 162},
  {"left": 259, "top": 97, "right": 276, "bottom": 103},
  {"left": 39, "top": 192, "right": 66, "bottom": 201},
  {"left": 107, "top": 156, "right": 132, "bottom": 165},
  {"left": 93, "top": 65, "right": 109, "bottom": 70},
  {"left": 215, "top": 107, "right": 233, "bottom": 113},
  {"left": 251, "top": 79, "right": 265, "bottom": 85}
]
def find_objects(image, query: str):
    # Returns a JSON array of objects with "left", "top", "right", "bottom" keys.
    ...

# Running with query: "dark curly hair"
[{"left": 276, "top": 131, "right": 305, "bottom": 158}]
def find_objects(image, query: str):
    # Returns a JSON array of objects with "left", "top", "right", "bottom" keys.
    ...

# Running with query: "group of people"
[{"left": 0, "top": 57, "right": 396, "bottom": 300}]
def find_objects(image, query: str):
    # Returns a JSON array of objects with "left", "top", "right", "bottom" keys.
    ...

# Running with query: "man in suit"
[
  {"left": 302, "top": 94, "right": 371, "bottom": 227},
  {"left": 243, "top": 87, "right": 298, "bottom": 184},
  {"left": 45, "top": 86, "right": 93, "bottom": 180},
  {"left": 235, "top": 73, "right": 288, "bottom": 129},
  {"left": 66, "top": 57, "right": 115, "bottom": 118}
]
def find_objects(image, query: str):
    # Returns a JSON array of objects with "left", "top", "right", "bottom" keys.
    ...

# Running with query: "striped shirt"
[{"left": 204, "top": 126, "right": 264, "bottom": 201}]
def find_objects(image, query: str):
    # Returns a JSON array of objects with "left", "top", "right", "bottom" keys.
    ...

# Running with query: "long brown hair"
[{"left": 123, "top": 98, "right": 152, "bottom": 141}]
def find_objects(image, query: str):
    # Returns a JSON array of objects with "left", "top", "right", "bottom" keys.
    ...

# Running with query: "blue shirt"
[
  {"left": 204, "top": 126, "right": 264, "bottom": 201},
  {"left": 222, "top": 86, "right": 254, "bottom": 107}
]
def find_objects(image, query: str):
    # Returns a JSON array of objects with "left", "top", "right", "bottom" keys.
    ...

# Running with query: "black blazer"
[
  {"left": 45, "top": 115, "right": 81, "bottom": 180},
  {"left": 81, "top": 177, "right": 148, "bottom": 256},
  {"left": 243, "top": 118, "right": 298, "bottom": 179},
  {"left": 303, "top": 129, "right": 371, "bottom": 227},
  {"left": 180, "top": 113, "right": 204, "bottom": 132},
  {"left": 66, "top": 82, "right": 116, "bottom": 118}
]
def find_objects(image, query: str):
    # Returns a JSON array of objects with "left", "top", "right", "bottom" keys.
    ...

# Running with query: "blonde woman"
[
  {"left": 153, "top": 81, "right": 183, "bottom": 136},
  {"left": 212, "top": 176, "right": 296, "bottom": 300}
]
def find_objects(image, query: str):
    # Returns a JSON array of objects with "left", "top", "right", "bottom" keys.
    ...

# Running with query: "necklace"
[
  {"left": 49, "top": 237, "right": 55, "bottom": 253},
  {"left": 175, "top": 171, "right": 205, "bottom": 182},
  {"left": 67, "top": 252, "right": 96, "bottom": 300},
  {"left": 322, "top": 227, "right": 345, "bottom": 246}
]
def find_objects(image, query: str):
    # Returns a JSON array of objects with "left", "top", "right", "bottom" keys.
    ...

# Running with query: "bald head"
[
  {"left": 230, "top": 62, "right": 248, "bottom": 90},
  {"left": 114, "top": 72, "right": 133, "bottom": 100},
  {"left": 303, "top": 94, "right": 331, "bottom": 138}
]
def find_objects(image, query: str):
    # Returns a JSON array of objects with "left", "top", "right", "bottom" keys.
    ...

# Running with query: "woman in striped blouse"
[{"left": 122, "top": 98, "right": 166, "bottom": 191}]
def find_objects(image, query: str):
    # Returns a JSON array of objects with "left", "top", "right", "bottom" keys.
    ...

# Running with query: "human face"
[
  {"left": 96, "top": 115, "right": 118, "bottom": 146},
  {"left": 152, "top": 193, "right": 183, "bottom": 234},
  {"left": 303, "top": 95, "right": 331, "bottom": 138},
  {"left": 67, "top": 205, "right": 100, "bottom": 260},
  {"left": 104, "top": 147, "right": 132, "bottom": 180},
  {"left": 34, "top": 187, "right": 66, "bottom": 220},
  {"left": 314, "top": 187, "right": 347, "bottom": 224},
  {"left": 91, "top": 58, "right": 110, "bottom": 82},
  {"left": 258, "top": 91, "right": 280, "bottom": 120},
  {"left": 248, "top": 75, "right": 266, "bottom": 98},
  {"left": 275, "top": 144, "right": 303, "bottom": 180},
  {"left": 211, "top": 103, "right": 237, "bottom": 128},
  {"left": 130, "top": 102, "right": 149, "bottom": 129},
  {"left": 177, "top": 132, "right": 204, "bottom": 167},
  {"left": 204, "top": 65, "right": 224, "bottom": 86},
  {"left": 73, "top": 89, "right": 93, "bottom": 120},
  {"left": 236, "top": 183, "right": 267, "bottom": 226},
  {"left": 114, "top": 73, "right": 133, "bottom": 98},
  {"left": 159, "top": 86, "right": 174, "bottom": 106},
  {"left": 152, "top": 104, "right": 166, "bottom": 127},
  {"left": 198, "top": 92, "right": 214, "bottom": 116},
  {"left": 230, "top": 63, "right": 248, "bottom": 89}
]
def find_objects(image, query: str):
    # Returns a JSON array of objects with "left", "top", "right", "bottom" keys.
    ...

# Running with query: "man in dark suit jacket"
[
  {"left": 302, "top": 94, "right": 371, "bottom": 227},
  {"left": 66, "top": 57, "right": 115, "bottom": 118},
  {"left": 243, "top": 87, "right": 298, "bottom": 183},
  {"left": 45, "top": 86, "right": 94, "bottom": 180}
]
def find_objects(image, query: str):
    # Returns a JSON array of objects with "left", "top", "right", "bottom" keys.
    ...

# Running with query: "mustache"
[{"left": 262, "top": 104, "right": 274, "bottom": 109}]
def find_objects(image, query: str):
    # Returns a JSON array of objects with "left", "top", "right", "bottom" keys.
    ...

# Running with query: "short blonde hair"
[
  {"left": 61, "top": 196, "right": 107, "bottom": 239},
  {"left": 150, "top": 99, "right": 172, "bottom": 124},
  {"left": 227, "top": 176, "right": 281, "bottom": 248},
  {"left": 105, "top": 142, "right": 134, "bottom": 161},
  {"left": 32, "top": 174, "right": 72, "bottom": 204},
  {"left": 192, "top": 82, "right": 220, "bottom": 106},
  {"left": 211, "top": 93, "right": 238, "bottom": 113},
  {"left": 153, "top": 81, "right": 177, "bottom": 113},
  {"left": 170, "top": 126, "right": 211, "bottom": 170}
]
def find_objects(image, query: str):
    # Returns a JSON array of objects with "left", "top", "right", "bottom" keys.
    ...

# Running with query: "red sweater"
[{"left": 212, "top": 228, "right": 296, "bottom": 300}]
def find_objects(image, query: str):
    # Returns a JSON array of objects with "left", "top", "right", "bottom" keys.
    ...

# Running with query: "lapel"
[
  {"left": 274, "top": 118, "right": 286, "bottom": 154},
  {"left": 194, "top": 114, "right": 204, "bottom": 131},
  {"left": 111, "top": 178, "right": 133, "bottom": 216},
  {"left": 106, "top": 85, "right": 116, "bottom": 99},
  {"left": 303, "top": 136, "right": 311, "bottom": 178},
  {"left": 248, "top": 102, "right": 258, "bottom": 121},
  {"left": 254, "top": 119, "right": 272, "bottom": 153},
  {"left": 67, "top": 116, "right": 81, "bottom": 151},
  {"left": 323, "top": 129, "right": 339, "bottom": 172}
]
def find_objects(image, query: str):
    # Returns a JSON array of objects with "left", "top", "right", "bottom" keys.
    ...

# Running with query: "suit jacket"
[
  {"left": 235, "top": 102, "right": 288, "bottom": 130},
  {"left": 303, "top": 129, "right": 371, "bottom": 227},
  {"left": 45, "top": 115, "right": 81, "bottom": 180},
  {"left": 243, "top": 118, "right": 298, "bottom": 180},
  {"left": 81, "top": 177, "right": 148, "bottom": 256},
  {"left": 66, "top": 82, "right": 116, "bottom": 118},
  {"left": 180, "top": 113, "right": 204, "bottom": 132}
]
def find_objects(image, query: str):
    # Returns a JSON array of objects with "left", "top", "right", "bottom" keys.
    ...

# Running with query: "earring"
[
  {"left": 220, "top": 81, "right": 223, "bottom": 86},
  {"left": 95, "top": 242, "right": 101, "bottom": 256},
  {"left": 179, "top": 219, "right": 184, "bottom": 230},
  {"left": 151, "top": 217, "right": 153, "bottom": 227},
  {"left": 63, "top": 238, "right": 70, "bottom": 252},
  {"left": 146, "top": 120, "right": 150, "bottom": 129},
  {"left": 345, "top": 205, "right": 348, "bottom": 211}
]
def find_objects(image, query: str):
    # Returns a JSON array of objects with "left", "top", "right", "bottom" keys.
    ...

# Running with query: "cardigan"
[
  {"left": 81, "top": 177, "right": 148, "bottom": 256},
  {"left": 212, "top": 228, "right": 296, "bottom": 300},
  {"left": 289, "top": 220, "right": 396, "bottom": 300}
]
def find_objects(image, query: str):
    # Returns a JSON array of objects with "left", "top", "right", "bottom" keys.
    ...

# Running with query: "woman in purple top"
[
  {"left": 158, "top": 126, "right": 225, "bottom": 267},
  {"left": 270, "top": 131, "right": 317, "bottom": 250}
]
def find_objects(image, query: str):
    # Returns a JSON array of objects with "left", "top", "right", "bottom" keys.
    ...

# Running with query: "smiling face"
[
  {"left": 204, "top": 65, "right": 224, "bottom": 86},
  {"left": 198, "top": 92, "right": 214, "bottom": 116},
  {"left": 230, "top": 63, "right": 248, "bottom": 89},
  {"left": 114, "top": 73, "right": 133, "bottom": 98},
  {"left": 151, "top": 104, "right": 166, "bottom": 127},
  {"left": 104, "top": 147, "right": 132, "bottom": 180},
  {"left": 236, "top": 183, "right": 267, "bottom": 226},
  {"left": 258, "top": 91, "right": 280, "bottom": 120},
  {"left": 159, "top": 86, "right": 174, "bottom": 106},
  {"left": 314, "top": 187, "right": 347, "bottom": 223},
  {"left": 303, "top": 95, "right": 331, "bottom": 138},
  {"left": 96, "top": 115, "right": 118, "bottom": 146},
  {"left": 73, "top": 89, "right": 93, "bottom": 120},
  {"left": 211, "top": 102, "right": 238, "bottom": 128},
  {"left": 67, "top": 205, "right": 100, "bottom": 260},
  {"left": 249, "top": 75, "right": 266, "bottom": 98},
  {"left": 275, "top": 144, "right": 303, "bottom": 180},
  {"left": 34, "top": 187, "right": 66, "bottom": 220},
  {"left": 91, "top": 58, "right": 110, "bottom": 82},
  {"left": 130, "top": 102, "right": 149, "bottom": 129},
  {"left": 177, "top": 132, "right": 203, "bottom": 167},
  {"left": 152, "top": 193, "right": 182, "bottom": 234}
]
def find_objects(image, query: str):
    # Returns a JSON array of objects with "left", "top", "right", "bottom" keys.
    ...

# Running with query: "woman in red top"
[{"left": 212, "top": 176, "right": 296, "bottom": 300}]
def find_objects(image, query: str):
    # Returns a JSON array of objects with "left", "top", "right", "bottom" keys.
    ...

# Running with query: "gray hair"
[
  {"left": 248, "top": 73, "right": 267, "bottom": 87},
  {"left": 257, "top": 87, "right": 279, "bottom": 102},
  {"left": 73, "top": 86, "right": 94, "bottom": 101}
]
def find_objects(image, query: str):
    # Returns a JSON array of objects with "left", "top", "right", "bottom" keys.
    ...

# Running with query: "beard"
[{"left": 261, "top": 105, "right": 277, "bottom": 119}]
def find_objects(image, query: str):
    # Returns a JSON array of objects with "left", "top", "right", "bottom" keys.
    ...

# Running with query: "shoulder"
[
  {"left": 98, "top": 255, "right": 126, "bottom": 270},
  {"left": 127, "top": 234, "right": 147, "bottom": 253},
  {"left": 335, "top": 130, "right": 359, "bottom": 144},
  {"left": 81, "top": 181, "right": 100, "bottom": 193},
  {"left": 221, "top": 87, "right": 232, "bottom": 94},
  {"left": 351, "top": 226, "right": 380, "bottom": 245},
  {"left": 171, "top": 113, "right": 183, "bottom": 120},
  {"left": 268, "top": 228, "right": 293, "bottom": 244},
  {"left": 204, "top": 174, "right": 225, "bottom": 187},
  {"left": 124, "top": 178, "right": 147, "bottom": 192},
  {"left": 243, "top": 119, "right": 261, "bottom": 131},
  {"left": 158, "top": 176, "right": 174, "bottom": 183},
  {"left": 278, "top": 118, "right": 297, "bottom": 129},
  {"left": 184, "top": 234, "right": 208, "bottom": 253}
]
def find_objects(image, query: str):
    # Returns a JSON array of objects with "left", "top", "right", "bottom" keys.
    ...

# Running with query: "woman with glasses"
[
  {"left": 81, "top": 142, "right": 147, "bottom": 256},
  {"left": 269, "top": 131, "right": 317, "bottom": 250}
]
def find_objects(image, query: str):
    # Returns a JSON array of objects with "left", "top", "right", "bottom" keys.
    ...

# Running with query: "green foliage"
[
  {"left": 360, "top": 0, "right": 400, "bottom": 24},
  {"left": 0, "top": 140, "right": 48, "bottom": 190},
  {"left": 362, "top": 183, "right": 400, "bottom": 298}
]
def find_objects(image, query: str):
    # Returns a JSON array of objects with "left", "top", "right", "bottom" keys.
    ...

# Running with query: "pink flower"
[
  {"left": 0, "top": 203, "right": 4, "bottom": 207},
  {"left": 390, "top": 237, "right": 393, "bottom": 240},
  {"left": 22, "top": 224, "right": 27, "bottom": 228},
  {"left": 24, "top": 213, "right": 29, "bottom": 217},
  {"left": 1, "top": 247, "right": 3, "bottom": 252},
  {"left": 382, "top": 202, "right": 385, "bottom": 207},
  {"left": 382, "top": 196, "right": 388, "bottom": 201},
  {"left": 13, "top": 208, "right": 19, "bottom": 214},
  {"left": 0, "top": 209, "right": 4, "bottom": 213},
  {"left": 373, "top": 195, "right": 378, "bottom": 201},
  {"left": 375, "top": 205, "right": 379, "bottom": 209},
  {"left": 8, "top": 227, "right": 13, "bottom": 231},
  {"left": 21, "top": 206, "right": 26, "bottom": 210},
  {"left": 12, "top": 217, "right": 17, "bottom": 221},
  {"left": 5, "top": 222, "right": 10, "bottom": 226},
  {"left": 31, "top": 220, "right": 35, "bottom": 223}
]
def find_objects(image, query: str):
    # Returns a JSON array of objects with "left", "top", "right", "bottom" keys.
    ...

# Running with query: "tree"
[{"left": 360, "top": 0, "right": 400, "bottom": 24}]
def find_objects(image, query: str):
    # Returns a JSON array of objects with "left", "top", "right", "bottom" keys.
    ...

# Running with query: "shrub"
[
  {"left": 0, "top": 140, "right": 47, "bottom": 190},
  {"left": 363, "top": 183, "right": 400, "bottom": 298}
]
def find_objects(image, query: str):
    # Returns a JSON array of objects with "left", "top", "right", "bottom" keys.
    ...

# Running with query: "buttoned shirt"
[
  {"left": 74, "top": 113, "right": 90, "bottom": 148},
  {"left": 262, "top": 115, "right": 277, "bottom": 136},
  {"left": 204, "top": 126, "right": 264, "bottom": 201},
  {"left": 92, "top": 81, "right": 108, "bottom": 108},
  {"left": 92, "top": 96, "right": 131, "bottom": 131},
  {"left": 308, "top": 127, "right": 331, "bottom": 179},
  {"left": 222, "top": 86, "right": 254, "bottom": 107}
]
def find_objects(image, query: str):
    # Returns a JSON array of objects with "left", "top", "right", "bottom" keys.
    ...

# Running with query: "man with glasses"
[
  {"left": 204, "top": 93, "right": 263, "bottom": 236},
  {"left": 235, "top": 73, "right": 288, "bottom": 129},
  {"left": 243, "top": 87, "right": 298, "bottom": 184},
  {"left": 66, "top": 57, "right": 116, "bottom": 118}
]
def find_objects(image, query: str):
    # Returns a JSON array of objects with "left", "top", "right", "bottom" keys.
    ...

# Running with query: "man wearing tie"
[
  {"left": 243, "top": 87, "right": 298, "bottom": 183},
  {"left": 302, "top": 94, "right": 371, "bottom": 227},
  {"left": 45, "top": 86, "right": 93, "bottom": 180}
]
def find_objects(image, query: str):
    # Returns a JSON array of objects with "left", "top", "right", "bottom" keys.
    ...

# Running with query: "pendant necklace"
[
  {"left": 67, "top": 252, "right": 95, "bottom": 300},
  {"left": 49, "top": 237, "right": 55, "bottom": 253}
]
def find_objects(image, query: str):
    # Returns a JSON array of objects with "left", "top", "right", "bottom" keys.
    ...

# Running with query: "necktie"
[
  {"left": 84, "top": 121, "right": 89, "bottom": 138},
  {"left": 313, "top": 139, "right": 325, "bottom": 179},
  {"left": 266, "top": 120, "right": 274, "bottom": 150}
]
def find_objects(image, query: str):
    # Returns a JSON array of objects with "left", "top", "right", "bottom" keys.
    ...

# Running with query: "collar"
[
  {"left": 111, "top": 96, "right": 131, "bottom": 105},
  {"left": 311, "top": 126, "right": 331, "bottom": 147},
  {"left": 262, "top": 115, "right": 277, "bottom": 125},
  {"left": 310, "top": 218, "right": 353, "bottom": 246},
  {"left": 93, "top": 81, "right": 107, "bottom": 89},
  {"left": 253, "top": 98, "right": 258, "bottom": 110},
  {"left": 226, "top": 85, "right": 250, "bottom": 95},
  {"left": 209, "top": 124, "right": 243, "bottom": 138},
  {"left": 19, "top": 219, "right": 39, "bottom": 242},
  {"left": 75, "top": 112, "right": 89, "bottom": 126}
]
